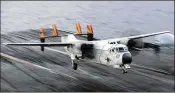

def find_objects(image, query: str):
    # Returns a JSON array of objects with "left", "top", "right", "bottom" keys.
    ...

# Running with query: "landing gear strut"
[
  {"left": 72, "top": 60, "right": 78, "bottom": 70},
  {"left": 75, "top": 55, "right": 84, "bottom": 60}
]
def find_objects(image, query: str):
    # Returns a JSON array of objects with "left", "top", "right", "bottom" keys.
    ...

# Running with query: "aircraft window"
[
  {"left": 116, "top": 47, "right": 119, "bottom": 51},
  {"left": 112, "top": 48, "right": 115, "bottom": 52},
  {"left": 110, "top": 42, "right": 116, "bottom": 44},
  {"left": 124, "top": 47, "right": 128, "bottom": 51},
  {"left": 118, "top": 47, "right": 125, "bottom": 52}
]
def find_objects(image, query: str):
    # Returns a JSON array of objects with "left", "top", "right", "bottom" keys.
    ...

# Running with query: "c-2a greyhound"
[{"left": 4, "top": 22, "right": 170, "bottom": 73}]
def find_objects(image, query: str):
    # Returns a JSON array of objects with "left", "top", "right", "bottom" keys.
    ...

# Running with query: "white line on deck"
[
  {"left": 131, "top": 63, "right": 171, "bottom": 75},
  {"left": 78, "top": 68, "right": 101, "bottom": 79},
  {"left": 45, "top": 47, "right": 69, "bottom": 55},
  {"left": 45, "top": 48, "right": 101, "bottom": 79},
  {"left": 130, "top": 69, "right": 173, "bottom": 84},
  {"left": 0, "top": 52, "right": 77, "bottom": 80}
]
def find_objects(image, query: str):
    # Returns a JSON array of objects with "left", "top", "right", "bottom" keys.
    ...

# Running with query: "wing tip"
[
  {"left": 2, "top": 43, "right": 8, "bottom": 45},
  {"left": 163, "top": 31, "right": 171, "bottom": 33}
]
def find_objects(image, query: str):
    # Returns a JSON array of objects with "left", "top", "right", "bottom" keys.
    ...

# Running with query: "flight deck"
[{"left": 1, "top": 29, "right": 174, "bottom": 92}]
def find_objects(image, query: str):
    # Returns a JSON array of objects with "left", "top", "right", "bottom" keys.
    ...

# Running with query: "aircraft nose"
[{"left": 122, "top": 53, "right": 132, "bottom": 64}]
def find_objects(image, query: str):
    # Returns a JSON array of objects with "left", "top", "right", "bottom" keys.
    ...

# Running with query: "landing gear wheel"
[
  {"left": 122, "top": 68, "right": 128, "bottom": 74},
  {"left": 72, "top": 60, "right": 78, "bottom": 70}
]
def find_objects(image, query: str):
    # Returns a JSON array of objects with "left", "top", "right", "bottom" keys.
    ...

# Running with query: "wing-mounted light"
[
  {"left": 76, "top": 22, "right": 82, "bottom": 34},
  {"left": 86, "top": 24, "right": 94, "bottom": 41},
  {"left": 39, "top": 26, "right": 45, "bottom": 51},
  {"left": 52, "top": 24, "right": 59, "bottom": 37}
]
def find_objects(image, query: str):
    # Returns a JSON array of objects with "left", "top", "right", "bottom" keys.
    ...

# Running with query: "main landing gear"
[
  {"left": 72, "top": 61, "right": 78, "bottom": 70},
  {"left": 72, "top": 55, "right": 82, "bottom": 70},
  {"left": 70, "top": 54, "right": 79, "bottom": 70},
  {"left": 72, "top": 60, "right": 78, "bottom": 70},
  {"left": 72, "top": 54, "right": 86, "bottom": 70}
]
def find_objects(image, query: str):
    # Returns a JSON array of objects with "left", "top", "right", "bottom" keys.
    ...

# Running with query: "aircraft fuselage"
[{"left": 63, "top": 35, "right": 132, "bottom": 69}]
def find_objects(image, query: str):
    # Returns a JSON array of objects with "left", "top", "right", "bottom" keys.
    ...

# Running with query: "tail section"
[
  {"left": 75, "top": 22, "right": 94, "bottom": 41},
  {"left": 39, "top": 26, "right": 45, "bottom": 51},
  {"left": 52, "top": 24, "right": 59, "bottom": 36},
  {"left": 86, "top": 24, "right": 94, "bottom": 41},
  {"left": 39, "top": 26, "right": 45, "bottom": 41},
  {"left": 38, "top": 23, "right": 96, "bottom": 51},
  {"left": 76, "top": 22, "right": 82, "bottom": 34}
]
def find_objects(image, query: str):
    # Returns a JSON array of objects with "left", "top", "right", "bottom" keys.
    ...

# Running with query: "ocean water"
[{"left": 1, "top": 1, "right": 174, "bottom": 39}]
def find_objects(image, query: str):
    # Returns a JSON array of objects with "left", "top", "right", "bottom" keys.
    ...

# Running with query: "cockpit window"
[
  {"left": 112, "top": 48, "right": 115, "bottom": 52},
  {"left": 110, "top": 47, "right": 128, "bottom": 53},
  {"left": 116, "top": 47, "right": 128, "bottom": 52},
  {"left": 118, "top": 47, "right": 125, "bottom": 52},
  {"left": 124, "top": 47, "right": 128, "bottom": 51},
  {"left": 110, "top": 48, "right": 115, "bottom": 53}
]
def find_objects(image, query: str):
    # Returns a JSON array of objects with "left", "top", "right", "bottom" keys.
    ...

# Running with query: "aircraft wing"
[
  {"left": 3, "top": 42, "right": 72, "bottom": 47},
  {"left": 125, "top": 31, "right": 170, "bottom": 39}
]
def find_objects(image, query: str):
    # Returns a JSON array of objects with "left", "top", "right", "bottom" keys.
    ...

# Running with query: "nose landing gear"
[
  {"left": 121, "top": 64, "right": 131, "bottom": 74},
  {"left": 122, "top": 68, "right": 128, "bottom": 74}
]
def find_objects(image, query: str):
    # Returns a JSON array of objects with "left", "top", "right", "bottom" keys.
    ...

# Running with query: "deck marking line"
[
  {"left": 78, "top": 68, "right": 100, "bottom": 79},
  {"left": 45, "top": 47, "right": 69, "bottom": 55},
  {"left": 130, "top": 69, "right": 173, "bottom": 84},
  {"left": 0, "top": 52, "right": 77, "bottom": 80}
]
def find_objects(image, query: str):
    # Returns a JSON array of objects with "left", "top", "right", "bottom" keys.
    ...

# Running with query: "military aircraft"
[{"left": 3, "top": 22, "right": 170, "bottom": 73}]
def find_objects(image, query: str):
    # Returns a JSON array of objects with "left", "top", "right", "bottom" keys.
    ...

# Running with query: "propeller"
[
  {"left": 143, "top": 42, "right": 160, "bottom": 54},
  {"left": 120, "top": 28, "right": 144, "bottom": 56},
  {"left": 120, "top": 28, "right": 165, "bottom": 56},
  {"left": 154, "top": 33, "right": 174, "bottom": 48}
]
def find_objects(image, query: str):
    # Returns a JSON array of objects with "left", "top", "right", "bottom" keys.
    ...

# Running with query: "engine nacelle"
[
  {"left": 70, "top": 43, "right": 94, "bottom": 59},
  {"left": 74, "top": 43, "right": 82, "bottom": 50},
  {"left": 118, "top": 38, "right": 129, "bottom": 45},
  {"left": 81, "top": 43, "right": 94, "bottom": 59}
]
